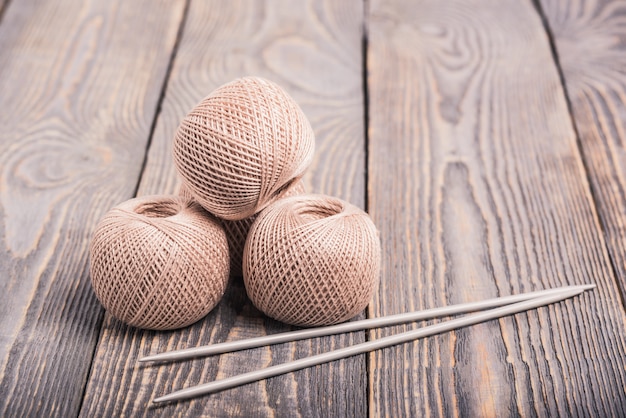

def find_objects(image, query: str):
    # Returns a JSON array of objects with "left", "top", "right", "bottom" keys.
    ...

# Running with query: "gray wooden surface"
[{"left": 1, "top": 0, "right": 625, "bottom": 416}]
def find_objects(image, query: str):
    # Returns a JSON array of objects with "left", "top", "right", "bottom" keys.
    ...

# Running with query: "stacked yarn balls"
[{"left": 89, "top": 76, "right": 381, "bottom": 330}]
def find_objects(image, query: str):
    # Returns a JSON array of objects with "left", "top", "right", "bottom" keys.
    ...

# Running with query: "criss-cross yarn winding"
[
  {"left": 89, "top": 195, "right": 230, "bottom": 330},
  {"left": 179, "top": 180, "right": 306, "bottom": 277},
  {"left": 243, "top": 194, "right": 381, "bottom": 326},
  {"left": 173, "top": 76, "right": 315, "bottom": 221}
]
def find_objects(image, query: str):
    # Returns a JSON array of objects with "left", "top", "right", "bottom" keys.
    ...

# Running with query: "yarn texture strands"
[
  {"left": 222, "top": 180, "right": 306, "bottom": 277},
  {"left": 173, "top": 76, "right": 315, "bottom": 221},
  {"left": 179, "top": 180, "right": 306, "bottom": 277},
  {"left": 89, "top": 196, "right": 230, "bottom": 330},
  {"left": 243, "top": 195, "right": 381, "bottom": 327}
]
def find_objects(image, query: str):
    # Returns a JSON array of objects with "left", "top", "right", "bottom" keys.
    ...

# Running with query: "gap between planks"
[
  {"left": 532, "top": 0, "right": 626, "bottom": 311},
  {"left": 75, "top": 0, "right": 192, "bottom": 414},
  {"left": 131, "top": 0, "right": 192, "bottom": 198},
  {"left": 361, "top": 4, "right": 372, "bottom": 418},
  {"left": 0, "top": 0, "right": 11, "bottom": 25}
]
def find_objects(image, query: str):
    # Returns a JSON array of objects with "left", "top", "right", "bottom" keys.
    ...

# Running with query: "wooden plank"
[
  {"left": 367, "top": 0, "right": 626, "bottom": 416},
  {"left": 541, "top": 0, "right": 626, "bottom": 300},
  {"left": 0, "top": 0, "right": 186, "bottom": 416},
  {"left": 79, "top": 0, "right": 366, "bottom": 416}
]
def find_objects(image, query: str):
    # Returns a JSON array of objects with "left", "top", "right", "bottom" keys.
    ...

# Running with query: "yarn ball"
[
  {"left": 179, "top": 180, "right": 306, "bottom": 277},
  {"left": 173, "top": 76, "right": 315, "bottom": 221},
  {"left": 89, "top": 195, "right": 230, "bottom": 330},
  {"left": 243, "top": 194, "right": 381, "bottom": 326}
]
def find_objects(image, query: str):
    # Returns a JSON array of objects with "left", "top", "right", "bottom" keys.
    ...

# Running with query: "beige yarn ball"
[
  {"left": 243, "top": 194, "right": 381, "bottom": 326},
  {"left": 173, "top": 76, "right": 315, "bottom": 221},
  {"left": 89, "top": 195, "right": 230, "bottom": 330},
  {"left": 179, "top": 180, "right": 306, "bottom": 277}
]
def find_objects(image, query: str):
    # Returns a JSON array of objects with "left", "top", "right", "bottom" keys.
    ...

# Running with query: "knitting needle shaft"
[
  {"left": 153, "top": 286, "right": 590, "bottom": 403},
  {"left": 140, "top": 284, "right": 594, "bottom": 363}
]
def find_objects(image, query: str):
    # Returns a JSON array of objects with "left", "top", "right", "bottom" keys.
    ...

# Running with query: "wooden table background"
[{"left": 1, "top": 0, "right": 626, "bottom": 416}]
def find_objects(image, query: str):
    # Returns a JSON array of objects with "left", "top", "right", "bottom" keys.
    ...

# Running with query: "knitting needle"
[
  {"left": 140, "top": 284, "right": 594, "bottom": 363},
  {"left": 152, "top": 285, "right": 591, "bottom": 403}
]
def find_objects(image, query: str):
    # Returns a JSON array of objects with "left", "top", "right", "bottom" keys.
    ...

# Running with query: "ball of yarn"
[
  {"left": 243, "top": 194, "right": 381, "bottom": 326},
  {"left": 89, "top": 195, "right": 230, "bottom": 330},
  {"left": 173, "top": 76, "right": 315, "bottom": 221},
  {"left": 179, "top": 180, "right": 306, "bottom": 277}
]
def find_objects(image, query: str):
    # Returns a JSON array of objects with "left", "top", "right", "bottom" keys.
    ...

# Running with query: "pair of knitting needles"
[{"left": 142, "top": 283, "right": 595, "bottom": 403}]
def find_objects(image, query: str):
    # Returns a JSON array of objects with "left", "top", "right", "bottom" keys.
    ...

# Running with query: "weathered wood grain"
[
  {"left": 367, "top": 0, "right": 626, "bottom": 416},
  {"left": 541, "top": 0, "right": 626, "bottom": 302},
  {"left": 0, "top": 0, "right": 185, "bottom": 416},
  {"left": 80, "top": 0, "right": 367, "bottom": 416}
]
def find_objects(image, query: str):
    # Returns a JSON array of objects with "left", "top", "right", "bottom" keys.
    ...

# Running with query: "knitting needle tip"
[{"left": 152, "top": 394, "right": 175, "bottom": 404}]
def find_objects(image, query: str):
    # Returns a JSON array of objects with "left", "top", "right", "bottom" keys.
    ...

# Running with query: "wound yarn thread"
[
  {"left": 243, "top": 194, "right": 381, "bottom": 326},
  {"left": 179, "top": 180, "right": 306, "bottom": 277},
  {"left": 173, "top": 76, "right": 315, "bottom": 221},
  {"left": 89, "top": 195, "right": 230, "bottom": 330}
]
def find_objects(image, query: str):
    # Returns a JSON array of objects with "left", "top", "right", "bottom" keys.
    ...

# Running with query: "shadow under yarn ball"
[
  {"left": 89, "top": 195, "right": 230, "bottom": 330},
  {"left": 243, "top": 194, "right": 381, "bottom": 327},
  {"left": 173, "top": 76, "right": 315, "bottom": 221}
]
